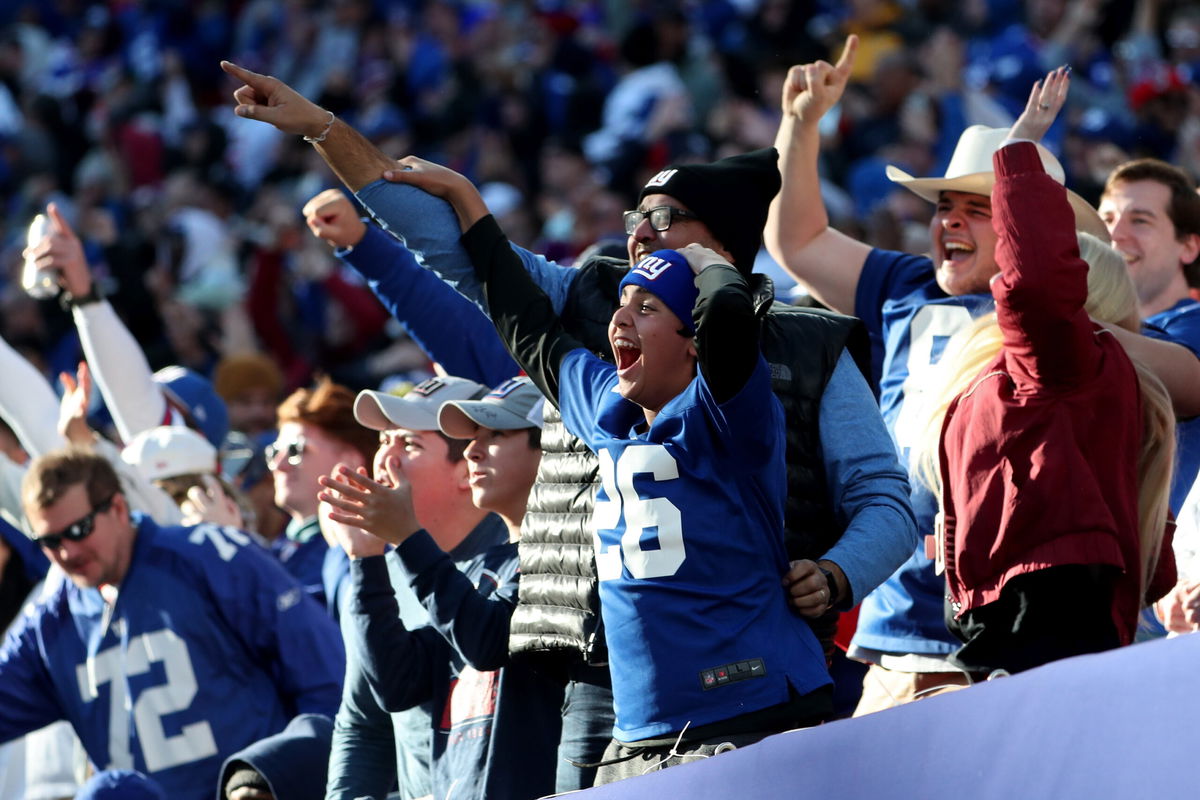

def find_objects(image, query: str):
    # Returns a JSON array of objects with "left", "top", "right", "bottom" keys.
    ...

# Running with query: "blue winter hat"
[
  {"left": 618, "top": 249, "right": 698, "bottom": 334},
  {"left": 153, "top": 365, "right": 230, "bottom": 447},
  {"left": 76, "top": 770, "right": 166, "bottom": 800}
]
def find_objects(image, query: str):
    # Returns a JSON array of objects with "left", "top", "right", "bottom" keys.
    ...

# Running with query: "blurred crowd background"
[{"left": 0, "top": 0, "right": 1196, "bottom": 407}]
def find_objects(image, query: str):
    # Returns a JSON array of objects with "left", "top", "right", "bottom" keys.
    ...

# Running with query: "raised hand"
[
  {"left": 302, "top": 189, "right": 367, "bottom": 249},
  {"left": 781, "top": 35, "right": 858, "bottom": 124},
  {"left": 220, "top": 60, "right": 333, "bottom": 139},
  {"left": 381, "top": 156, "right": 489, "bottom": 231},
  {"left": 1010, "top": 65, "right": 1070, "bottom": 144},
  {"left": 24, "top": 203, "right": 91, "bottom": 299},
  {"left": 318, "top": 498, "right": 387, "bottom": 559},
  {"left": 57, "top": 361, "right": 95, "bottom": 445},
  {"left": 317, "top": 459, "right": 421, "bottom": 546},
  {"left": 676, "top": 243, "right": 730, "bottom": 276},
  {"left": 381, "top": 156, "right": 474, "bottom": 200}
]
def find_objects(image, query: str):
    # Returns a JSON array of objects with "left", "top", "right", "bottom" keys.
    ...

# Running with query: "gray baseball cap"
[
  {"left": 438, "top": 377, "right": 544, "bottom": 439},
  {"left": 354, "top": 376, "right": 488, "bottom": 432}
]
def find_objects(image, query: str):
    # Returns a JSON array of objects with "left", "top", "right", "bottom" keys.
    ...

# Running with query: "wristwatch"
[
  {"left": 61, "top": 284, "right": 105, "bottom": 310},
  {"left": 818, "top": 566, "right": 842, "bottom": 610}
]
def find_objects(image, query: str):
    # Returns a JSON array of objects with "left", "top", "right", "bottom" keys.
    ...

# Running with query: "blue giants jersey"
[
  {"left": 558, "top": 349, "right": 831, "bottom": 741},
  {"left": 1143, "top": 298, "right": 1200, "bottom": 512},
  {"left": 850, "top": 248, "right": 995, "bottom": 654},
  {"left": 0, "top": 515, "right": 344, "bottom": 800}
]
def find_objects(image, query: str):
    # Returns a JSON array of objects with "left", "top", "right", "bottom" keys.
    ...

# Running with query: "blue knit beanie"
[{"left": 617, "top": 249, "right": 698, "bottom": 334}]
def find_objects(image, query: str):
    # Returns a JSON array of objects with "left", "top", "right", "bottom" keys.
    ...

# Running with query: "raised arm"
[
  {"left": 683, "top": 246, "right": 760, "bottom": 403},
  {"left": 222, "top": 61, "right": 395, "bottom": 193},
  {"left": 28, "top": 204, "right": 167, "bottom": 442},
  {"left": 386, "top": 158, "right": 582, "bottom": 403},
  {"left": 221, "top": 61, "right": 578, "bottom": 315},
  {"left": 993, "top": 69, "right": 1200, "bottom": 415},
  {"left": 0, "top": 335, "right": 65, "bottom": 458},
  {"left": 303, "top": 189, "right": 520, "bottom": 386},
  {"left": 765, "top": 35, "right": 871, "bottom": 314}
]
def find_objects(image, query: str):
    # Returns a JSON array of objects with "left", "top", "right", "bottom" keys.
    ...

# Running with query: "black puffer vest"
[{"left": 507, "top": 257, "right": 868, "bottom": 660}]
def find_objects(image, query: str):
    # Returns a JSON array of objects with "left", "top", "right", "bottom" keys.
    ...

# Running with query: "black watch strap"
[
  {"left": 62, "top": 285, "right": 104, "bottom": 310},
  {"left": 819, "top": 566, "right": 842, "bottom": 610}
]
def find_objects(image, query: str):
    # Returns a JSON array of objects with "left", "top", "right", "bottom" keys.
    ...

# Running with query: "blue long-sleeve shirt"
[
  {"left": 354, "top": 180, "right": 916, "bottom": 604},
  {"left": 353, "top": 527, "right": 561, "bottom": 800},
  {"left": 336, "top": 221, "right": 520, "bottom": 387}
]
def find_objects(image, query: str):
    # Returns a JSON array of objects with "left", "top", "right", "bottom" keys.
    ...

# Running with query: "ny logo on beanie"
[
  {"left": 631, "top": 255, "right": 674, "bottom": 280},
  {"left": 645, "top": 168, "right": 678, "bottom": 188}
]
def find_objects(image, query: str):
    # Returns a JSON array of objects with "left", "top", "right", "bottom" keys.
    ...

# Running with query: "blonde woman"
[{"left": 915, "top": 69, "right": 1177, "bottom": 676}]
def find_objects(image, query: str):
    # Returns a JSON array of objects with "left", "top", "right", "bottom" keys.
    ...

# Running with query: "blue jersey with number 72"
[
  {"left": 559, "top": 348, "right": 832, "bottom": 741},
  {"left": 0, "top": 515, "right": 344, "bottom": 800}
]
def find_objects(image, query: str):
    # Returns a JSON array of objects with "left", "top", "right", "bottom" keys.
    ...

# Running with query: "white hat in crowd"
[
  {"left": 353, "top": 376, "right": 488, "bottom": 432},
  {"left": 885, "top": 125, "right": 1110, "bottom": 241},
  {"left": 438, "top": 377, "right": 544, "bottom": 439},
  {"left": 122, "top": 426, "right": 218, "bottom": 482}
]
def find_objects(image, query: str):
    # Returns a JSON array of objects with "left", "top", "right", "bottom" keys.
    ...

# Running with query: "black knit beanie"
[{"left": 638, "top": 147, "right": 781, "bottom": 276}]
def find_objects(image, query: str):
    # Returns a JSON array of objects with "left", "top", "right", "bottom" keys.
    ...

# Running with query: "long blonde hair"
[{"left": 913, "top": 233, "right": 1175, "bottom": 598}]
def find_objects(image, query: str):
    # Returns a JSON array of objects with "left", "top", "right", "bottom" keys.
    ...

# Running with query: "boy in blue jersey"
[
  {"left": 767, "top": 37, "right": 1200, "bottom": 711},
  {"left": 0, "top": 448, "right": 343, "bottom": 800},
  {"left": 385, "top": 164, "right": 836, "bottom": 782}
]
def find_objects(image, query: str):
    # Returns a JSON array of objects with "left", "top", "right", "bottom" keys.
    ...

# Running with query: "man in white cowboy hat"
[{"left": 765, "top": 36, "right": 1200, "bottom": 714}]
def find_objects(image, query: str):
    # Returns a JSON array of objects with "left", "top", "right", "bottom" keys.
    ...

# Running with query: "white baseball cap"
[
  {"left": 438, "top": 377, "right": 544, "bottom": 439},
  {"left": 354, "top": 376, "right": 488, "bottom": 432},
  {"left": 122, "top": 425, "right": 219, "bottom": 482}
]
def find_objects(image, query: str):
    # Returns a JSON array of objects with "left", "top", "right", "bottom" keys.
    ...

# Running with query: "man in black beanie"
[
  {"left": 631, "top": 149, "right": 781, "bottom": 274},
  {"left": 222, "top": 61, "right": 918, "bottom": 786}
]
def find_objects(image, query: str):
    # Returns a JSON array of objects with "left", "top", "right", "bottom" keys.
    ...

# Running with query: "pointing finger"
[{"left": 834, "top": 34, "right": 858, "bottom": 78}]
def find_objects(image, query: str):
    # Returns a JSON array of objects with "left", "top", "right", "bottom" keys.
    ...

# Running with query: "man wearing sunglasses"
[
  {"left": 267, "top": 378, "right": 378, "bottom": 607},
  {"left": 0, "top": 448, "right": 343, "bottom": 800}
]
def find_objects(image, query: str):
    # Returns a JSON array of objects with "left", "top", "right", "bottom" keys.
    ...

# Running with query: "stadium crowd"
[{"left": 0, "top": 0, "right": 1198, "bottom": 798}]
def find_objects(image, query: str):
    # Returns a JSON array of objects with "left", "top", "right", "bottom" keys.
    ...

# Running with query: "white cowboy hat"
[{"left": 885, "top": 125, "right": 1109, "bottom": 242}]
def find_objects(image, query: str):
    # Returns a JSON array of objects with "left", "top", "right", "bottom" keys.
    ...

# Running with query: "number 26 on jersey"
[{"left": 592, "top": 444, "right": 687, "bottom": 580}]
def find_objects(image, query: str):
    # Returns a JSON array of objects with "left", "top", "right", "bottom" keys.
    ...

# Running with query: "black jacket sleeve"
[
  {"left": 692, "top": 263, "right": 760, "bottom": 404},
  {"left": 460, "top": 215, "right": 582, "bottom": 405}
]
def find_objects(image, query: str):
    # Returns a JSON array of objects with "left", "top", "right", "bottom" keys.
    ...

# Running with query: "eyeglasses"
[
  {"left": 622, "top": 206, "right": 701, "bottom": 235},
  {"left": 34, "top": 495, "right": 116, "bottom": 550},
  {"left": 265, "top": 436, "right": 307, "bottom": 467}
]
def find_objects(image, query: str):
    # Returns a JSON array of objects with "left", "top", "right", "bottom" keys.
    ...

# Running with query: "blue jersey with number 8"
[{"left": 559, "top": 348, "right": 831, "bottom": 741}]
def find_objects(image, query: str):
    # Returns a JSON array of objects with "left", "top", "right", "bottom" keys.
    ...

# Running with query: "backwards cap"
[
  {"left": 618, "top": 249, "right": 698, "bottom": 333},
  {"left": 638, "top": 147, "right": 780, "bottom": 276},
  {"left": 153, "top": 365, "right": 230, "bottom": 447},
  {"left": 121, "top": 425, "right": 219, "bottom": 482}
]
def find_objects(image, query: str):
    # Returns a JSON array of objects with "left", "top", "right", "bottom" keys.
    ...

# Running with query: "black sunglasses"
[
  {"left": 622, "top": 206, "right": 701, "bottom": 234},
  {"left": 34, "top": 495, "right": 116, "bottom": 550},
  {"left": 265, "top": 436, "right": 307, "bottom": 467}
]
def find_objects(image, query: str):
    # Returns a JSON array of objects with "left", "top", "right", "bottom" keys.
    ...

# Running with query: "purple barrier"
[{"left": 577, "top": 633, "right": 1199, "bottom": 799}]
